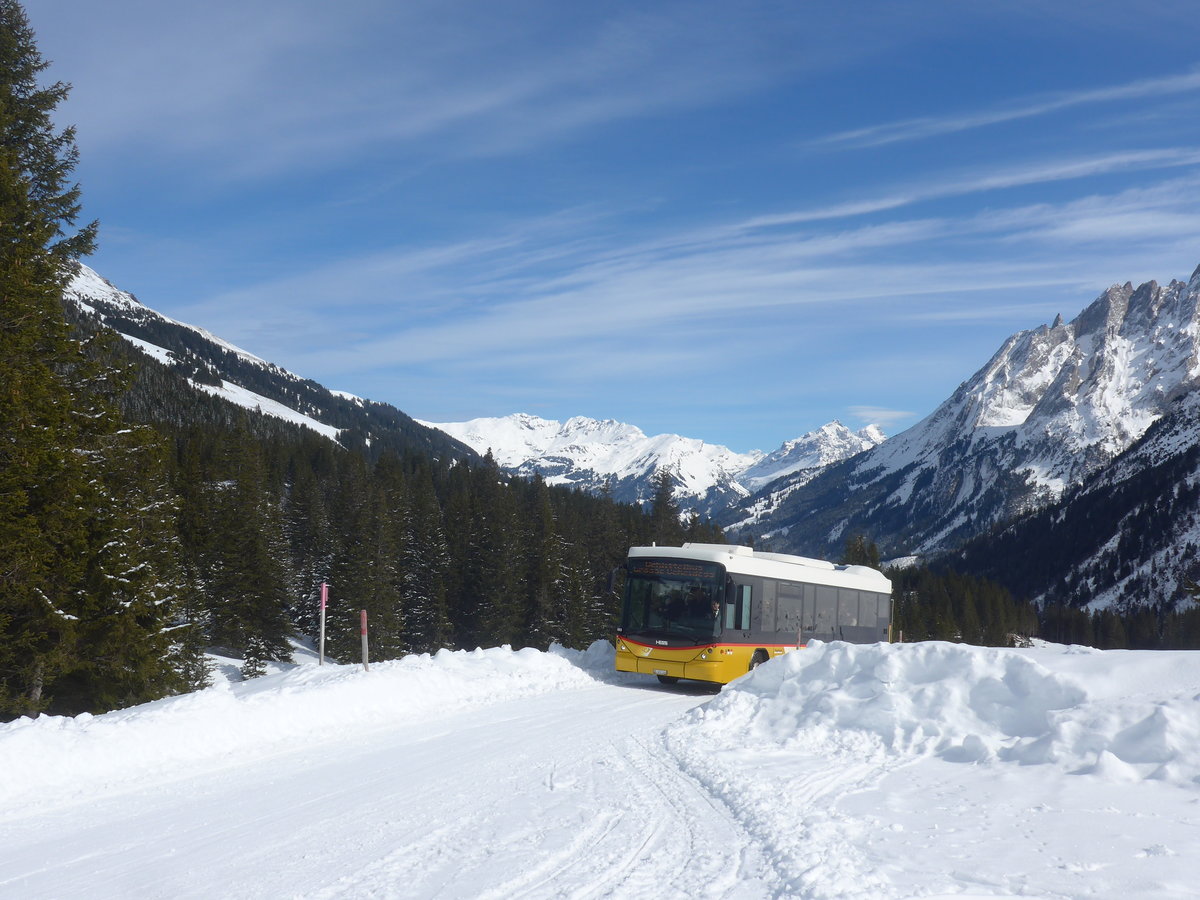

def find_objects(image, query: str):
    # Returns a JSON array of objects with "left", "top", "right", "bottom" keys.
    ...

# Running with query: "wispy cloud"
[
  {"left": 194, "top": 199, "right": 1186, "bottom": 383},
  {"left": 811, "top": 66, "right": 1200, "bottom": 150},
  {"left": 42, "top": 0, "right": 814, "bottom": 183},
  {"left": 849, "top": 406, "right": 915, "bottom": 428},
  {"left": 736, "top": 148, "right": 1200, "bottom": 228}
]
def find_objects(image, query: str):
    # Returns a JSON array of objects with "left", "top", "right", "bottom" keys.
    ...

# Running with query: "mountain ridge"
[
  {"left": 65, "top": 257, "right": 1200, "bottom": 612},
  {"left": 737, "top": 263, "right": 1200, "bottom": 578},
  {"left": 65, "top": 263, "right": 479, "bottom": 464},
  {"left": 420, "top": 412, "right": 886, "bottom": 516}
]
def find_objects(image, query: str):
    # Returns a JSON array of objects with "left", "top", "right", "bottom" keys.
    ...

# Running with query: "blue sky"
[{"left": 27, "top": 0, "right": 1200, "bottom": 452}]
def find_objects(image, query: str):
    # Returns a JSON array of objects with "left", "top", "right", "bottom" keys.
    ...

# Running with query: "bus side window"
[
  {"left": 814, "top": 586, "right": 836, "bottom": 637},
  {"left": 777, "top": 582, "right": 803, "bottom": 635},
  {"left": 800, "top": 584, "right": 815, "bottom": 633},
  {"left": 728, "top": 584, "right": 752, "bottom": 631},
  {"left": 838, "top": 588, "right": 859, "bottom": 627}
]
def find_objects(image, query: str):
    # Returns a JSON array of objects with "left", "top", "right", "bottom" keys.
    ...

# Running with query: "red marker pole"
[
  {"left": 360, "top": 609, "right": 369, "bottom": 672},
  {"left": 319, "top": 583, "right": 328, "bottom": 665}
]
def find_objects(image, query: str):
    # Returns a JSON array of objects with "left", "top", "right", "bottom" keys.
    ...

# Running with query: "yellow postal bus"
[{"left": 614, "top": 543, "right": 892, "bottom": 685}]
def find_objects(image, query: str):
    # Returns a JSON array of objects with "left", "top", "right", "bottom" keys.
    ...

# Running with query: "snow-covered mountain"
[
  {"left": 66, "top": 257, "right": 1200, "bottom": 611},
  {"left": 740, "top": 421, "right": 887, "bottom": 492},
  {"left": 65, "top": 263, "right": 476, "bottom": 463},
  {"left": 743, "top": 263, "right": 1200, "bottom": 566},
  {"left": 66, "top": 260, "right": 885, "bottom": 522},
  {"left": 958, "top": 386, "right": 1200, "bottom": 610},
  {"left": 420, "top": 413, "right": 885, "bottom": 516}
]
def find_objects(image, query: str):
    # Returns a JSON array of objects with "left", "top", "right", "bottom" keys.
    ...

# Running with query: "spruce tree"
[
  {"left": 647, "top": 467, "right": 684, "bottom": 547},
  {"left": 467, "top": 459, "right": 523, "bottom": 647},
  {"left": 0, "top": 2, "right": 194, "bottom": 717},
  {"left": 326, "top": 461, "right": 404, "bottom": 661},
  {"left": 523, "top": 478, "right": 563, "bottom": 648},
  {"left": 201, "top": 426, "right": 293, "bottom": 660},
  {"left": 398, "top": 463, "right": 452, "bottom": 653},
  {"left": 840, "top": 534, "right": 881, "bottom": 569}
]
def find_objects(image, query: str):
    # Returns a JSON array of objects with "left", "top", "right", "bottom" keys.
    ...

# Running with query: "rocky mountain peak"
[
  {"left": 424, "top": 413, "right": 886, "bottom": 515},
  {"left": 738, "top": 260, "right": 1200, "bottom": 559}
]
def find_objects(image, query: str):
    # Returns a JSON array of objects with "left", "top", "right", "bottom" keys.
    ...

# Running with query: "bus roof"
[{"left": 627, "top": 543, "right": 891, "bottom": 594}]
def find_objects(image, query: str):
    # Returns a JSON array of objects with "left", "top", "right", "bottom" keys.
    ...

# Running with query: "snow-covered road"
[
  {"left": 0, "top": 672, "right": 776, "bottom": 899},
  {"left": 2, "top": 640, "right": 1199, "bottom": 899}
]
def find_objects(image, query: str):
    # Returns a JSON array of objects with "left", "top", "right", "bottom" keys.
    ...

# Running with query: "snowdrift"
[
  {"left": 5, "top": 637, "right": 1199, "bottom": 822},
  {"left": 674, "top": 640, "right": 1200, "bottom": 784},
  {"left": 0, "top": 642, "right": 615, "bottom": 809}
]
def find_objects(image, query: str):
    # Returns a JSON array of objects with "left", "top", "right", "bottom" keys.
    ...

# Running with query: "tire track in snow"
[
  {"left": 584, "top": 732, "right": 779, "bottom": 900},
  {"left": 415, "top": 715, "right": 780, "bottom": 899},
  {"left": 663, "top": 727, "right": 906, "bottom": 899}
]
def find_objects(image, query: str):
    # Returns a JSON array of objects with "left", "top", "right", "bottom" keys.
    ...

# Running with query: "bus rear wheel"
[
  {"left": 749, "top": 650, "right": 769, "bottom": 672},
  {"left": 656, "top": 674, "right": 680, "bottom": 685}
]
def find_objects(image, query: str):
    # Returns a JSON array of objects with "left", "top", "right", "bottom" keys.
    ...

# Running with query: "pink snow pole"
[
  {"left": 360, "top": 609, "right": 369, "bottom": 672},
  {"left": 319, "top": 582, "right": 328, "bottom": 665}
]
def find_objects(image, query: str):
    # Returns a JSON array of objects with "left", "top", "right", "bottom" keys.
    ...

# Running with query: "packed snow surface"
[{"left": 2, "top": 640, "right": 1198, "bottom": 898}]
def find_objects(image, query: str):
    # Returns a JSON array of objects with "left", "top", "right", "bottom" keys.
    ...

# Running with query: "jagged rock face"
[
  {"left": 958, "top": 387, "right": 1200, "bottom": 611},
  {"left": 422, "top": 414, "right": 885, "bottom": 515},
  {"left": 744, "top": 265, "right": 1200, "bottom": 558}
]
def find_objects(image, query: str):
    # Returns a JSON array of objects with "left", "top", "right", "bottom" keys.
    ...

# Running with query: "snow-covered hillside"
[
  {"left": 3, "top": 639, "right": 1198, "bottom": 898},
  {"left": 751, "top": 263, "right": 1200, "bottom": 559},
  {"left": 957, "top": 386, "right": 1200, "bottom": 610},
  {"left": 422, "top": 412, "right": 884, "bottom": 514},
  {"left": 739, "top": 422, "right": 886, "bottom": 492},
  {"left": 865, "top": 266, "right": 1200, "bottom": 494},
  {"left": 66, "top": 265, "right": 343, "bottom": 440},
  {"left": 64, "top": 263, "right": 474, "bottom": 463}
]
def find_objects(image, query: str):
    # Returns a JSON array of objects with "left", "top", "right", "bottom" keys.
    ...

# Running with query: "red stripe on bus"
[{"left": 618, "top": 636, "right": 806, "bottom": 652}]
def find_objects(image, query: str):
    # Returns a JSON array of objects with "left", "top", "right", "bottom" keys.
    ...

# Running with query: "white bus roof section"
[{"left": 628, "top": 543, "right": 892, "bottom": 594}]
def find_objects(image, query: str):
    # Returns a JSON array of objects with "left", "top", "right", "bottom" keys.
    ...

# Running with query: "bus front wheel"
[{"left": 749, "top": 650, "right": 769, "bottom": 672}]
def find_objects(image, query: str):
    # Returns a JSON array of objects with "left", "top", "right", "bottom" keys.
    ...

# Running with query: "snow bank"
[
  {"left": 0, "top": 642, "right": 613, "bottom": 809},
  {"left": 676, "top": 641, "right": 1200, "bottom": 784}
]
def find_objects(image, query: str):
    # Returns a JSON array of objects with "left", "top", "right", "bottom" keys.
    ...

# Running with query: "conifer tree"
[
  {"left": 399, "top": 463, "right": 452, "bottom": 653},
  {"left": 647, "top": 467, "right": 684, "bottom": 547},
  {"left": 240, "top": 635, "right": 268, "bottom": 680},
  {"left": 441, "top": 461, "right": 476, "bottom": 646},
  {"left": 467, "top": 459, "right": 523, "bottom": 647},
  {"left": 326, "top": 461, "right": 404, "bottom": 660},
  {"left": 282, "top": 458, "right": 337, "bottom": 637},
  {"left": 202, "top": 427, "right": 293, "bottom": 660},
  {"left": 840, "top": 534, "right": 881, "bottom": 569},
  {"left": 0, "top": 1, "right": 192, "bottom": 717},
  {"left": 523, "top": 478, "right": 564, "bottom": 648}
]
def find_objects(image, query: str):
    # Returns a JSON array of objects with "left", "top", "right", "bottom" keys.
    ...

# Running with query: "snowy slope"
[
  {"left": 2, "top": 639, "right": 1198, "bottom": 899},
  {"left": 66, "top": 265, "right": 343, "bottom": 440},
  {"left": 422, "top": 413, "right": 884, "bottom": 513},
  {"left": 749, "top": 262, "right": 1200, "bottom": 558},
  {"left": 957, "top": 386, "right": 1200, "bottom": 610},
  {"left": 64, "top": 264, "right": 475, "bottom": 462},
  {"left": 736, "top": 422, "right": 887, "bottom": 494}
]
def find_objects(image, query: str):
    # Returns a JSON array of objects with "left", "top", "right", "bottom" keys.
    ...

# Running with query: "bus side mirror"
[{"left": 607, "top": 566, "right": 623, "bottom": 594}]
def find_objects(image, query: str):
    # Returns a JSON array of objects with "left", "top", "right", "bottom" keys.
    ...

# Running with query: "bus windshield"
[{"left": 621, "top": 557, "right": 724, "bottom": 642}]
